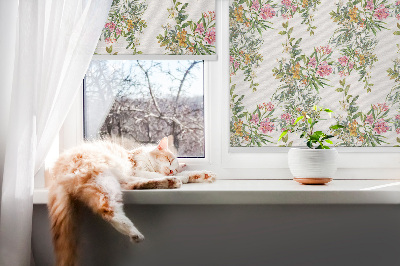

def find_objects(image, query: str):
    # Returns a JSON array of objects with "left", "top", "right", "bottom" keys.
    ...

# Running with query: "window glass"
[{"left": 84, "top": 60, "right": 205, "bottom": 158}]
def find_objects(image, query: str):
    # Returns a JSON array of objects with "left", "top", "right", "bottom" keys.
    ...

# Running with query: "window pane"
[{"left": 84, "top": 60, "right": 204, "bottom": 158}]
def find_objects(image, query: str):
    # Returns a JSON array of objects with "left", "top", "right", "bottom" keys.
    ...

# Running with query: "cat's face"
[{"left": 150, "top": 137, "right": 179, "bottom": 176}]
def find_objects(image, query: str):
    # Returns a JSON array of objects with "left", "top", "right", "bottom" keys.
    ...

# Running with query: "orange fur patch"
[{"left": 193, "top": 174, "right": 201, "bottom": 179}]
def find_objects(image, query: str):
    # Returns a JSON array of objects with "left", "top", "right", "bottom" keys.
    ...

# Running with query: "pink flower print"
[
  {"left": 338, "top": 56, "right": 349, "bottom": 66},
  {"left": 250, "top": 114, "right": 259, "bottom": 124},
  {"left": 348, "top": 62, "right": 354, "bottom": 69},
  {"left": 396, "top": 128, "right": 400, "bottom": 134},
  {"left": 259, "top": 119, "right": 275, "bottom": 134},
  {"left": 373, "top": 103, "right": 389, "bottom": 112},
  {"left": 251, "top": 0, "right": 260, "bottom": 10},
  {"left": 396, "top": 115, "right": 400, "bottom": 120},
  {"left": 373, "top": 5, "right": 389, "bottom": 20},
  {"left": 339, "top": 71, "right": 349, "bottom": 77},
  {"left": 208, "top": 11, "right": 216, "bottom": 21},
  {"left": 264, "top": 102, "right": 275, "bottom": 111},
  {"left": 281, "top": 0, "right": 292, "bottom": 7},
  {"left": 316, "top": 45, "right": 332, "bottom": 55},
  {"left": 291, "top": 5, "right": 298, "bottom": 12},
  {"left": 282, "top": 13, "right": 293, "bottom": 19},
  {"left": 281, "top": 113, "right": 295, "bottom": 125},
  {"left": 204, "top": 27, "right": 216, "bottom": 45},
  {"left": 230, "top": 56, "right": 234, "bottom": 64},
  {"left": 379, "top": 103, "right": 389, "bottom": 112},
  {"left": 105, "top": 37, "right": 114, "bottom": 44},
  {"left": 397, "top": 1, "right": 400, "bottom": 5},
  {"left": 106, "top": 22, "right": 116, "bottom": 31},
  {"left": 373, "top": 119, "right": 389, "bottom": 134},
  {"left": 308, "top": 57, "right": 317, "bottom": 68},
  {"left": 365, "top": 115, "right": 374, "bottom": 125},
  {"left": 259, "top": 4, "right": 276, "bottom": 19},
  {"left": 234, "top": 61, "right": 240, "bottom": 69},
  {"left": 195, "top": 23, "right": 205, "bottom": 35},
  {"left": 281, "top": 113, "right": 291, "bottom": 121},
  {"left": 365, "top": 1, "right": 374, "bottom": 10},
  {"left": 115, "top": 28, "right": 122, "bottom": 36},
  {"left": 397, "top": 14, "right": 400, "bottom": 20},
  {"left": 316, "top": 61, "right": 333, "bottom": 77}
]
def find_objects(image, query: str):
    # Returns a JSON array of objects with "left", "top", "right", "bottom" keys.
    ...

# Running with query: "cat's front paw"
[
  {"left": 186, "top": 171, "right": 217, "bottom": 183},
  {"left": 166, "top": 177, "right": 182, "bottom": 189},
  {"left": 130, "top": 232, "right": 145, "bottom": 243},
  {"left": 203, "top": 171, "right": 217, "bottom": 183}
]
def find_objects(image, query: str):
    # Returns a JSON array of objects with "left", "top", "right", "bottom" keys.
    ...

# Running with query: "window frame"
[{"left": 58, "top": 0, "right": 400, "bottom": 181}]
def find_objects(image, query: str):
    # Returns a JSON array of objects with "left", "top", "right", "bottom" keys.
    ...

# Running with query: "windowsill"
[{"left": 33, "top": 180, "right": 400, "bottom": 205}]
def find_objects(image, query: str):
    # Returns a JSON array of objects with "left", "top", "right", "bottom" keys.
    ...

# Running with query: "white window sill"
[{"left": 33, "top": 180, "right": 400, "bottom": 205}]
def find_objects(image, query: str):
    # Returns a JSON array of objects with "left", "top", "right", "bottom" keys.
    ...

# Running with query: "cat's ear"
[
  {"left": 167, "top": 135, "right": 178, "bottom": 155},
  {"left": 157, "top": 137, "right": 168, "bottom": 151}
]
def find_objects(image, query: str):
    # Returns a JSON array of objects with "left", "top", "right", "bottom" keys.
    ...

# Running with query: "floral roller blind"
[
  {"left": 95, "top": 0, "right": 216, "bottom": 59},
  {"left": 230, "top": 0, "right": 400, "bottom": 147}
]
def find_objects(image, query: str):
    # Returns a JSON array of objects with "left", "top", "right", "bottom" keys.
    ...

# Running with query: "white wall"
[{"left": 32, "top": 204, "right": 400, "bottom": 266}]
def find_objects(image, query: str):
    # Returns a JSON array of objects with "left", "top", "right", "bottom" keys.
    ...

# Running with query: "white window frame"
[{"left": 57, "top": 0, "right": 400, "bottom": 181}]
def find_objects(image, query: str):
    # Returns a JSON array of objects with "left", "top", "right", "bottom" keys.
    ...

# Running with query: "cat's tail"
[{"left": 48, "top": 183, "right": 78, "bottom": 266}]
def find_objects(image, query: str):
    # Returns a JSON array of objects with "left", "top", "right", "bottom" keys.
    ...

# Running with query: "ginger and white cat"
[{"left": 48, "top": 137, "right": 216, "bottom": 266}]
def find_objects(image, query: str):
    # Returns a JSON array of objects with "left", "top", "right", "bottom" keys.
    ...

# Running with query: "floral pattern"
[
  {"left": 332, "top": 79, "right": 390, "bottom": 146},
  {"left": 229, "top": 0, "right": 275, "bottom": 92},
  {"left": 157, "top": 0, "right": 216, "bottom": 55},
  {"left": 230, "top": 0, "right": 400, "bottom": 147},
  {"left": 329, "top": 0, "right": 392, "bottom": 92},
  {"left": 95, "top": 0, "right": 216, "bottom": 56},
  {"left": 98, "top": 0, "right": 148, "bottom": 55},
  {"left": 276, "top": 0, "right": 321, "bottom": 35}
]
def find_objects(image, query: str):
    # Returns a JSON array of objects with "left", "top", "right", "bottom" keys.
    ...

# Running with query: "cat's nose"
[{"left": 169, "top": 170, "right": 173, "bottom": 175}]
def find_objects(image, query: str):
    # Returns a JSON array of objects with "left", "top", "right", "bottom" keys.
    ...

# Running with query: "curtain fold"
[{"left": 0, "top": 0, "right": 112, "bottom": 265}]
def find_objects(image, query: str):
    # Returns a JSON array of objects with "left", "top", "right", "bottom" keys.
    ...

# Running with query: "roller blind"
[
  {"left": 229, "top": 0, "right": 400, "bottom": 148},
  {"left": 95, "top": 0, "right": 216, "bottom": 59}
]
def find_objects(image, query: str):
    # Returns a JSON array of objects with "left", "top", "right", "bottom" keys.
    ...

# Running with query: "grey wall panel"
[{"left": 32, "top": 205, "right": 400, "bottom": 266}]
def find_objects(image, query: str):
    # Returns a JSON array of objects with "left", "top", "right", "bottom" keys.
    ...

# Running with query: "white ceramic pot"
[{"left": 288, "top": 148, "right": 338, "bottom": 184}]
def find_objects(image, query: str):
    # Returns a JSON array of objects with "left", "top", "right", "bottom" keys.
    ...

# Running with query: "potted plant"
[{"left": 278, "top": 106, "right": 344, "bottom": 185}]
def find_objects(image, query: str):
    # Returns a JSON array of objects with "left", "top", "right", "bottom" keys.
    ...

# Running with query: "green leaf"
[
  {"left": 294, "top": 116, "right": 304, "bottom": 125},
  {"left": 307, "top": 140, "right": 313, "bottom": 148},
  {"left": 330, "top": 124, "right": 345, "bottom": 130},
  {"left": 105, "top": 45, "right": 113, "bottom": 54},
  {"left": 282, "top": 134, "right": 289, "bottom": 143},
  {"left": 278, "top": 130, "right": 288, "bottom": 141},
  {"left": 325, "top": 139, "right": 333, "bottom": 144}
]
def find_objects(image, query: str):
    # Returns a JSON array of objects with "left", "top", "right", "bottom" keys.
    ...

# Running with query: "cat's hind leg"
[{"left": 75, "top": 172, "right": 144, "bottom": 242}]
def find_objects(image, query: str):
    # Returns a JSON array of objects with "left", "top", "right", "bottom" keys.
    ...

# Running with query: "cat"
[{"left": 48, "top": 137, "right": 216, "bottom": 266}]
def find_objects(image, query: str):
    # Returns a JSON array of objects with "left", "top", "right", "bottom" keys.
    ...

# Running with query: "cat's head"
[{"left": 149, "top": 137, "right": 179, "bottom": 176}]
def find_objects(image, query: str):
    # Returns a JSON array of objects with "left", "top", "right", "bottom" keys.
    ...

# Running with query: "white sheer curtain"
[{"left": 0, "top": 0, "right": 112, "bottom": 265}]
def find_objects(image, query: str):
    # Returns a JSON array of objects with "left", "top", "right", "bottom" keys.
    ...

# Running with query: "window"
[
  {"left": 83, "top": 60, "right": 205, "bottom": 158},
  {"left": 55, "top": 0, "right": 400, "bottom": 182}
]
